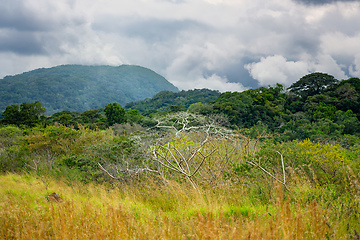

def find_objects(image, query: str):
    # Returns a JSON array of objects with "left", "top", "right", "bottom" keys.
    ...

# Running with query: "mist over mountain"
[{"left": 0, "top": 65, "right": 179, "bottom": 115}]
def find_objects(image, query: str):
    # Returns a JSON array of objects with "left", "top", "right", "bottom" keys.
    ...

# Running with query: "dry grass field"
[{"left": 1, "top": 173, "right": 358, "bottom": 240}]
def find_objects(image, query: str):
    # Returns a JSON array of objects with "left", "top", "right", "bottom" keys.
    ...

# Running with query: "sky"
[{"left": 1, "top": 0, "right": 360, "bottom": 92}]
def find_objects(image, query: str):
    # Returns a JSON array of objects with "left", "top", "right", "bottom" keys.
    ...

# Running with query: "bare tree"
[
  {"left": 98, "top": 112, "right": 231, "bottom": 188},
  {"left": 147, "top": 112, "right": 232, "bottom": 189},
  {"left": 98, "top": 112, "right": 289, "bottom": 191}
]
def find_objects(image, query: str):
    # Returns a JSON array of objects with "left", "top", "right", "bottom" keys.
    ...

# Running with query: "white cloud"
[
  {"left": 245, "top": 53, "right": 349, "bottom": 86},
  {"left": 172, "top": 73, "right": 247, "bottom": 92},
  {"left": 309, "top": 54, "right": 348, "bottom": 80},
  {"left": 245, "top": 55, "right": 309, "bottom": 86},
  {"left": 320, "top": 32, "right": 360, "bottom": 57},
  {"left": 350, "top": 53, "right": 360, "bottom": 77},
  {"left": 0, "top": 0, "right": 360, "bottom": 92}
]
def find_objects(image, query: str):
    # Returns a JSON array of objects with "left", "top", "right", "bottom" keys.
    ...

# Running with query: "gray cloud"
[
  {"left": 0, "top": 30, "right": 46, "bottom": 55},
  {"left": 294, "top": 0, "right": 359, "bottom": 5},
  {"left": 93, "top": 17, "right": 211, "bottom": 43},
  {"left": 0, "top": 0, "right": 360, "bottom": 92},
  {"left": 0, "top": 1, "right": 50, "bottom": 31},
  {"left": 0, "top": 0, "right": 87, "bottom": 57},
  {"left": 159, "top": 0, "right": 186, "bottom": 3},
  {"left": 0, "top": 0, "right": 85, "bottom": 31}
]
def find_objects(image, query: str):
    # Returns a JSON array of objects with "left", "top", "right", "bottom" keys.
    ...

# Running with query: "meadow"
[{"left": 1, "top": 123, "right": 360, "bottom": 239}]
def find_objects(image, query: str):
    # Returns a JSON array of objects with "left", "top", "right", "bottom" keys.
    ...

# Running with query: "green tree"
[
  {"left": 288, "top": 72, "right": 338, "bottom": 99},
  {"left": 125, "top": 109, "right": 144, "bottom": 124},
  {"left": 212, "top": 91, "right": 254, "bottom": 128},
  {"left": 188, "top": 102, "right": 214, "bottom": 115},
  {"left": 20, "top": 101, "right": 46, "bottom": 127},
  {"left": 0, "top": 104, "right": 21, "bottom": 125},
  {"left": 336, "top": 110, "right": 360, "bottom": 135},
  {"left": 53, "top": 114, "right": 77, "bottom": 127},
  {"left": 169, "top": 105, "right": 185, "bottom": 112},
  {"left": 0, "top": 101, "right": 46, "bottom": 127},
  {"left": 104, "top": 103, "right": 126, "bottom": 126},
  {"left": 80, "top": 109, "right": 102, "bottom": 124}
]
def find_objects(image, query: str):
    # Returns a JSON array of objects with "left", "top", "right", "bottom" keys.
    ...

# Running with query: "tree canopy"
[
  {"left": 104, "top": 103, "right": 126, "bottom": 126},
  {"left": 0, "top": 101, "right": 46, "bottom": 127},
  {"left": 287, "top": 72, "right": 338, "bottom": 98}
]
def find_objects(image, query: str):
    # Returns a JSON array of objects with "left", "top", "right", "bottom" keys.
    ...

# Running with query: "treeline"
[
  {"left": 208, "top": 73, "right": 360, "bottom": 142},
  {"left": 125, "top": 88, "right": 220, "bottom": 114},
  {"left": 1, "top": 72, "right": 360, "bottom": 142}
]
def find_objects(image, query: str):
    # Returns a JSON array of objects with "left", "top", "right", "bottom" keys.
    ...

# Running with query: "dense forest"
[
  {"left": 1, "top": 72, "right": 360, "bottom": 239},
  {"left": 0, "top": 64, "right": 179, "bottom": 115},
  {"left": 125, "top": 88, "right": 220, "bottom": 114}
]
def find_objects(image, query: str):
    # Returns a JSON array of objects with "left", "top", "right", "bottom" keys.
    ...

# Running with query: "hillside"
[
  {"left": 0, "top": 65, "right": 179, "bottom": 115},
  {"left": 125, "top": 88, "right": 220, "bottom": 114}
]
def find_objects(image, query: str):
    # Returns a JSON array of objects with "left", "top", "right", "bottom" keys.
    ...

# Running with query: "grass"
[{"left": 1, "top": 173, "right": 359, "bottom": 239}]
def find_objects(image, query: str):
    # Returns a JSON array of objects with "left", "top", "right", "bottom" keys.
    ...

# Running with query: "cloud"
[
  {"left": 0, "top": 0, "right": 360, "bottom": 93},
  {"left": 0, "top": 29, "right": 46, "bottom": 55},
  {"left": 294, "top": 0, "right": 359, "bottom": 5},
  {"left": 349, "top": 53, "right": 360, "bottom": 77},
  {"left": 172, "top": 73, "right": 247, "bottom": 92},
  {"left": 0, "top": 0, "right": 85, "bottom": 31},
  {"left": 159, "top": 0, "right": 186, "bottom": 3},
  {"left": 245, "top": 54, "right": 349, "bottom": 86},
  {"left": 245, "top": 55, "right": 309, "bottom": 86},
  {"left": 93, "top": 17, "right": 211, "bottom": 44}
]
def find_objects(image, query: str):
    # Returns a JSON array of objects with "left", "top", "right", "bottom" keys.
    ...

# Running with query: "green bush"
[{"left": 0, "top": 126, "right": 24, "bottom": 148}]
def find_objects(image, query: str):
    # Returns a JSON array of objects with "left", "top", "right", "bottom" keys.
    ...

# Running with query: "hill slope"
[
  {"left": 125, "top": 89, "right": 220, "bottom": 114},
  {"left": 0, "top": 65, "right": 179, "bottom": 115}
]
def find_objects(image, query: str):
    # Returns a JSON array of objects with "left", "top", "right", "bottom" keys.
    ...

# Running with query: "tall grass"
[
  {"left": 1, "top": 173, "right": 359, "bottom": 239},
  {"left": 1, "top": 124, "right": 360, "bottom": 239}
]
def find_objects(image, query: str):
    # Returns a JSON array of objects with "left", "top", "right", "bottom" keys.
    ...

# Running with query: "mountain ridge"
[{"left": 0, "top": 64, "right": 179, "bottom": 115}]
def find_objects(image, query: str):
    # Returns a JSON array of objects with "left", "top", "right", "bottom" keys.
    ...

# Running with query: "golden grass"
[{"left": 0, "top": 173, "right": 357, "bottom": 239}]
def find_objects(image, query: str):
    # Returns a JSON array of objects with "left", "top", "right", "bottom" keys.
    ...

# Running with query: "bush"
[{"left": 0, "top": 126, "right": 23, "bottom": 148}]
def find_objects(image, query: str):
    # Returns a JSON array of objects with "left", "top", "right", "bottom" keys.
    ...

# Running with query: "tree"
[
  {"left": 169, "top": 104, "right": 185, "bottom": 112},
  {"left": 53, "top": 114, "right": 77, "bottom": 127},
  {"left": 104, "top": 103, "right": 126, "bottom": 126},
  {"left": 212, "top": 91, "right": 255, "bottom": 128},
  {"left": 125, "top": 109, "right": 143, "bottom": 124},
  {"left": 288, "top": 72, "right": 338, "bottom": 99},
  {"left": 80, "top": 109, "right": 102, "bottom": 124},
  {"left": 0, "top": 105, "right": 22, "bottom": 125},
  {"left": 20, "top": 101, "right": 46, "bottom": 127},
  {"left": 0, "top": 101, "right": 46, "bottom": 127}
]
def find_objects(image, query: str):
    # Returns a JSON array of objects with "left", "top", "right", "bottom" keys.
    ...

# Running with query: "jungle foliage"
[{"left": 125, "top": 88, "right": 220, "bottom": 115}]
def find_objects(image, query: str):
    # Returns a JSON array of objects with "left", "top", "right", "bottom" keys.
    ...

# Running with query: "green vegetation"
[
  {"left": 208, "top": 73, "right": 360, "bottom": 141},
  {"left": 0, "top": 101, "right": 46, "bottom": 127},
  {"left": 0, "top": 123, "right": 359, "bottom": 239},
  {"left": 125, "top": 88, "right": 220, "bottom": 114},
  {"left": 0, "top": 65, "right": 179, "bottom": 115},
  {"left": 1, "top": 71, "right": 360, "bottom": 239}
]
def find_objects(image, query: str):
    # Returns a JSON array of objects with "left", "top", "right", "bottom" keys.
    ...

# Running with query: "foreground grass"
[{"left": 0, "top": 173, "right": 359, "bottom": 239}]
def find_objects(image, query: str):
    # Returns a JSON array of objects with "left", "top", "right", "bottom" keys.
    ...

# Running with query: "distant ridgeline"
[
  {"left": 0, "top": 65, "right": 179, "bottom": 115},
  {"left": 125, "top": 89, "right": 221, "bottom": 114}
]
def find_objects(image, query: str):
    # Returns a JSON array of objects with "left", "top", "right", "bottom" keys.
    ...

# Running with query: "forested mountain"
[
  {"left": 0, "top": 65, "right": 178, "bottom": 115},
  {"left": 125, "top": 88, "right": 220, "bottom": 114}
]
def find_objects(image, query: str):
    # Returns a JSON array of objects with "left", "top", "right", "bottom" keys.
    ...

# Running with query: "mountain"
[{"left": 0, "top": 65, "right": 179, "bottom": 115}]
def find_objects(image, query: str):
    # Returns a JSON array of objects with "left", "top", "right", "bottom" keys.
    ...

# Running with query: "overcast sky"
[{"left": 1, "top": 0, "right": 360, "bottom": 92}]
